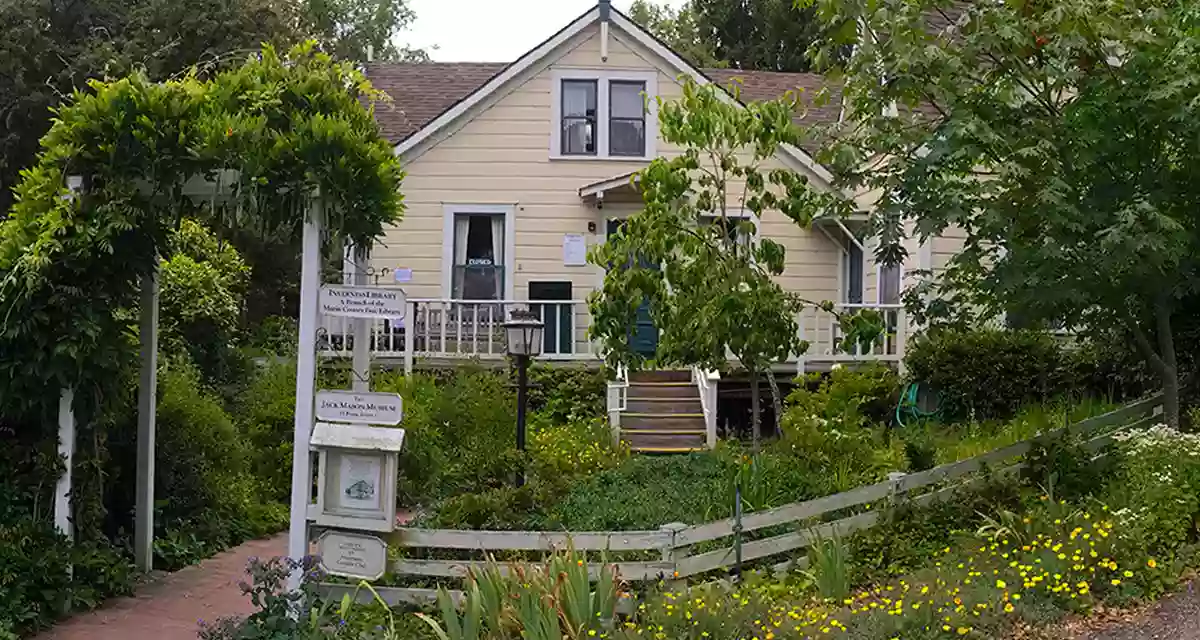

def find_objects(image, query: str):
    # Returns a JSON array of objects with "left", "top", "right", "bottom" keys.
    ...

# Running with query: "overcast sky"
[{"left": 404, "top": 0, "right": 685, "bottom": 62}]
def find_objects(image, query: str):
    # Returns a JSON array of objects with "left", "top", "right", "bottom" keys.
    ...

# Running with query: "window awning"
[
  {"left": 579, "top": 170, "right": 641, "bottom": 203},
  {"left": 814, "top": 212, "right": 869, "bottom": 251}
]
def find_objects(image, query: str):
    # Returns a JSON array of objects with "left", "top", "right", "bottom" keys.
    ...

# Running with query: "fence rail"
[{"left": 318, "top": 393, "right": 1163, "bottom": 606}]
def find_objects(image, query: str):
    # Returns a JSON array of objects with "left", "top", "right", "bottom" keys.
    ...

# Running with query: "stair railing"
[
  {"left": 607, "top": 364, "right": 629, "bottom": 445},
  {"left": 691, "top": 366, "right": 720, "bottom": 449}
]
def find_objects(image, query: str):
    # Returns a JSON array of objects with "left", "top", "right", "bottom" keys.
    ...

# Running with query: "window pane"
[
  {"left": 610, "top": 81, "right": 645, "bottom": 119},
  {"left": 562, "top": 80, "right": 596, "bottom": 118},
  {"left": 845, "top": 244, "right": 863, "bottom": 304},
  {"left": 880, "top": 263, "right": 901, "bottom": 304},
  {"left": 609, "top": 119, "right": 645, "bottom": 156},
  {"left": 562, "top": 118, "right": 595, "bottom": 154}
]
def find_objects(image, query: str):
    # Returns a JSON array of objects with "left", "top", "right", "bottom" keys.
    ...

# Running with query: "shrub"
[
  {"left": 905, "top": 329, "right": 1067, "bottom": 421},
  {"left": 527, "top": 365, "right": 608, "bottom": 423},
  {"left": 788, "top": 363, "right": 900, "bottom": 428},
  {"left": 0, "top": 519, "right": 134, "bottom": 636},
  {"left": 235, "top": 358, "right": 297, "bottom": 503},
  {"left": 1104, "top": 426, "right": 1200, "bottom": 557},
  {"left": 529, "top": 414, "right": 627, "bottom": 490},
  {"left": 375, "top": 368, "right": 518, "bottom": 505}
]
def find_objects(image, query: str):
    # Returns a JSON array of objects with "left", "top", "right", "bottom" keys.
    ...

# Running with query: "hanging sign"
[
  {"left": 319, "top": 285, "right": 406, "bottom": 319},
  {"left": 316, "top": 530, "right": 388, "bottom": 580},
  {"left": 315, "top": 390, "right": 403, "bottom": 425}
]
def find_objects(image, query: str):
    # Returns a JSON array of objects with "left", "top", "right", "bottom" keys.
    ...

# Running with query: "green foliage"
[
  {"left": 0, "top": 41, "right": 404, "bottom": 422},
  {"left": 801, "top": 531, "right": 852, "bottom": 601},
  {"left": 153, "top": 359, "right": 287, "bottom": 569},
  {"left": 0, "top": 519, "right": 135, "bottom": 636},
  {"left": 529, "top": 414, "right": 628, "bottom": 491},
  {"left": 905, "top": 329, "right": 1068, "bottom": 422},
  {"left": 160, "top": 219, "right": 252, "bottom": 379},
  {"left": 236, "top": 358, "right": 298, "bottom": 503},
  {"left": 811, "top": 0, "right": 1200, "bottom": 426},
  {"left": 1102, "top": 426, "right": 1200, "bottom": 557},
  {"left": 788, "top": 363, "right": 900, "bottom": 427},
  {"left": 629, "top": 0, "right": 827, "bottom": 72},
  {"left": 526, "top": 365, "right": 607, "bottom": 423},
  {"left": 375, "top": 369, "right": 518, "bottom": 505}
]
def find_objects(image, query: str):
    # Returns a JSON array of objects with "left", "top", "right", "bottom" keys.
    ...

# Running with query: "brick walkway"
[{"left": 37, "top": 534, "right": 288, "bottom": 640}]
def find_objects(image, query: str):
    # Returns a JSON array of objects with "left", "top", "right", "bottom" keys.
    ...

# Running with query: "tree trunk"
[
  {"left": 749, "top": 369, "right": 761, "bottom": 453},
  {"left": 1127, "top": 300, "right": 1181, "bottom": 429},
  {"left": 766, "top": 368, "right": 784, "bottom": 438},
  {"left": 1155, "top": 297, "right": 1181, "bottom": 429}
]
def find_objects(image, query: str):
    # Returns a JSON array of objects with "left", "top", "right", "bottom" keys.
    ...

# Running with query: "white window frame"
[
  {"left": 550, "top": 69, "right": 659, "bottom": 161},
  {"left": 442, "top": 204, "right": 517, "bottom": 301},
  {"left": 698, "top": 208, "right": 761, "bottom": 248},
  {"left": 840, "top": 240, "right": 866, "bottom": 305}
]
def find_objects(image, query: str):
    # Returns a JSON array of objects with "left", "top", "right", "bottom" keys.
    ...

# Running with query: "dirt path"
[
  {"left": 34, "top": 534, "right": 287, "bottom": 640},
  {"left": 1062, "top": 579, "right": 1200, "bottom": 640}
]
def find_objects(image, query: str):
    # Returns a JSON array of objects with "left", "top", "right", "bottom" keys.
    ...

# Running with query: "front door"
[{"left": 607, "top": 219, "right": 659, "bottom": 357}]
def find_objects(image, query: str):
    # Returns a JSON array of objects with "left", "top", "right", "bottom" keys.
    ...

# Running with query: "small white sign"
[
  {"left": 316, "top": 390, "right": 403, "bottom": 425},
  {"left": 310, "top": 422, "right": 406, "bottom": 452},
  {"left": 317, "top": 530, "right": 388, "bottom": 580},
  {"left": 563, "top": 234, "right": 587, "bottom": 266},
  {"left": 339, "top": 453, "right": 382, "bottom": 511},
  {"left": 320, "top": 285, "right": 406, "bottom": 319},
  {"left": 393, "top": 267, "right": 413, "bottom": 283}
]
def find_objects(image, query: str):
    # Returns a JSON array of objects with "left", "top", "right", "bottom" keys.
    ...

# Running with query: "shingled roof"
[{"left": 365, "top": 61, "right": 842, "bottom": 148}]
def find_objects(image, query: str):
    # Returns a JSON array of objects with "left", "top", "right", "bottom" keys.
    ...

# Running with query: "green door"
[{"left": 607, "top": 219, "right": 659, "bottom": 357}]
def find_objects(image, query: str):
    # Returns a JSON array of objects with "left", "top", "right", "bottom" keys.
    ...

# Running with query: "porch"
[{"left": 317, "top": 299, "right": 909, "bottom": 374}]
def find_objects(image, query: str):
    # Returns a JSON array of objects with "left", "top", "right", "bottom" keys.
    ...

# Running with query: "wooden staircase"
[{"left": 620, "top": 370, "right": 707, "bottom": 453}]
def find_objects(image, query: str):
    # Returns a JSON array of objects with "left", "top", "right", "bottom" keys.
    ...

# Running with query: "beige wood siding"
[{"left": 373, "top": 22, "right": 843, "bottom": 326}]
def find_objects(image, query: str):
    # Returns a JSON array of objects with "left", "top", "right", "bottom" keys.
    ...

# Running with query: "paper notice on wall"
[
  {"left": 563, "top": 234, "right": 587, "bottom": 266},
  {"left": 393, "top": 267, "right": 412, "bottom": 283}
]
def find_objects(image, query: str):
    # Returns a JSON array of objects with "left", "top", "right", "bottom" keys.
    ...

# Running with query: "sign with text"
[
  {"left": 315, "top": 391, "right": 403, "bottom": 425},
  {"left": 317, "top": 530, "right": 388, "bottom": 580},
  {"left": 319, "top": 285, "right": 406, "bottom": 319}
]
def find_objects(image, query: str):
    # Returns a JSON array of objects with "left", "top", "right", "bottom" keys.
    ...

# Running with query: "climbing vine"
[{"left": 0, "top": 42, "right": 404, "bottom": 425}]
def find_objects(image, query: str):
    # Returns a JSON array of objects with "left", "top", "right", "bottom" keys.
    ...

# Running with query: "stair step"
[
  {"left": 627, "top": 397, "right": 703, "bottom": 414},
  {"left": 631, "top": 447, "right": 705, "bottom": 454},
  {"left": 621, "top": 428, "right": 707, "bottom": 435},
  {"left": 630, "top": 370, "right": 692, "bottom": 383},
  {"left": 622, "top": 430, "right": 706, "bottom": 450},
  {"left": 627, "top": 382, "right": 698, "bottom": 398},
  {"left": 623, "top": 412, "right": 704, "bottom": 418},
  {"left": 622, "top": 414, "right": 705, "bottom": 431}
]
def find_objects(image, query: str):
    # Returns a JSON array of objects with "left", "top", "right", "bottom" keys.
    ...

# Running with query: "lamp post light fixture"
[{"left": 503, "top": 308, "right": 544, "bottom": 487}]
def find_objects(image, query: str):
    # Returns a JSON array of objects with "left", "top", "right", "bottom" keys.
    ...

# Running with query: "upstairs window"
[
  {"left": 552, "top": 71, "right": 657, "bottom": 160},
  {"left": 609, "top": 81, "right": 646, "bottom": 156},
  {"left": 561, "top": 80, "right": 598, "bottom": 156}
]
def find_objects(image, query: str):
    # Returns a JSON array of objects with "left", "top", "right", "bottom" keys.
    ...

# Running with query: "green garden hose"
[{"left": 896, "top": 381, "right": 942, "bottom": 428}]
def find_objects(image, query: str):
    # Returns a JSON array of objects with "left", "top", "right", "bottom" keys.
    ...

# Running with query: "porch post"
[
  {"left": 287, "top": 194, "right": 323, "bottom": 592},
  {"left": 54, "top": 388, "right": 75, "bottom": 541},
  {"left": 347, "top": 243, "right": 370, "bottom": 393}
]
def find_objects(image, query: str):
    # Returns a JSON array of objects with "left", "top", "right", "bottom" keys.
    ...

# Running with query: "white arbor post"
[
  {"left": 346, "top": 243, "right": 371, "bottom": 393},
  {"left": 54, "top": 388, "right": 75, "bottom": 540},
  {"left": 288, "top": 195, "right": 324, "bottom": 591},
  {"left": 134, "top": 264, "right": 160, "bottom": 572}
]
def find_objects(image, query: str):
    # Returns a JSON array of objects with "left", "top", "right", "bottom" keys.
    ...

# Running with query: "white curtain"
[
  {"left": 454, "top": 216, "right": 470, "bottom": 265},
  {"left": 491, "top": 215, "right": 505, "bottom": 299}
]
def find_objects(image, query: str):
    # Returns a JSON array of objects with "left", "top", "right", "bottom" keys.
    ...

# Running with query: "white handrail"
[
  {"left": 606, "top": 364, "right": 629, "bottom": 444},
  {"left": 692, "top": 367, "right": 720, "bottom": 449}
]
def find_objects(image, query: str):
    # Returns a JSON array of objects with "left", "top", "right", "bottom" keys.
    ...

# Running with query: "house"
[{"left": 321, "top": 1, "right": 966, "bottom": 450}]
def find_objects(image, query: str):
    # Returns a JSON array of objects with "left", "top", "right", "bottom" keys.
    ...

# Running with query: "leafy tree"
[
  {"left": 629, "top": 0, "right": 825, "bottom": 72},
  {"left": 808, "top": 0, "right": 1200, "bottom": 426},
  {"left": 589, "top": 80, "right": 840, "bottom": 445},
  {"left": 160, "top": 219, "right": 252, "bottom": 379},
  {"left": 0, "top": 0, "right": 425, "bottom": 215}
]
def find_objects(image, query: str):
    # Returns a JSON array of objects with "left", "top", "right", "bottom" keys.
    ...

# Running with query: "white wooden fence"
[{"left": 320, "top": 393, "right": 1163, "bottom": 606}]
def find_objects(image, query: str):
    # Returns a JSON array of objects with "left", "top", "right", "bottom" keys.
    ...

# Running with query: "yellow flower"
[
  {"left": 1148, "top": 558, "right": 1158, "bottom": 569},
  {"left": 995, "top": 580, "right": 1007, "bottom": 589},
  {"left": 1111, "top": 579, "right": 1121, "bottom": 586},
  {"left": 1004, "top": 603, "right": 1015, "bottom": 613},
  {"left": 957, "top": 627, "right": 970, "bottom": 635}
]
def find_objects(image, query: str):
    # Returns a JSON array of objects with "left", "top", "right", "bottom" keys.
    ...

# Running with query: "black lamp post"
[{"left": 503, "top": 308, "right": 544, "bottom": 486}]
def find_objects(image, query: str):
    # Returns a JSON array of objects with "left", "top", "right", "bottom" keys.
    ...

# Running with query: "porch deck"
[{"left": 318, "top": 299, "right": 908, "bottom": 374}]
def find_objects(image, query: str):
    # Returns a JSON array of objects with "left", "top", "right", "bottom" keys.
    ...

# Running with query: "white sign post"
[
  {"left": 315, "top": 390, "right": 403, "bottom": 425},
  {"left": 316, "top": 530, "right": 388, "bottom": 580},
  {"left": 319, "top": 285, "right": 406, "bottom": 319}
]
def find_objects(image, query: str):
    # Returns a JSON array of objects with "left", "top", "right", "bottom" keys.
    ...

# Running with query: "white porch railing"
[
  {"left": 692, "top": 366, "right": 720, "bottom": 449},
  {"left": 318, "top": 299, "right": 907, "bottom": 374},
  {"left": 796, "top": 303, "right": 907, "bottom": 373},
  {"left": 319, "top": 299, "right": 597, "bottom": 372}
]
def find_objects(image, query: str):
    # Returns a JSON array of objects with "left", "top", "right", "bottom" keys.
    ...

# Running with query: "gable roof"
[
  {"left": 368, "top": 3, "right": 838, "bottom": 185},
  {"left": 367, "top": 63, "right": 842, "bottom": 152}
]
